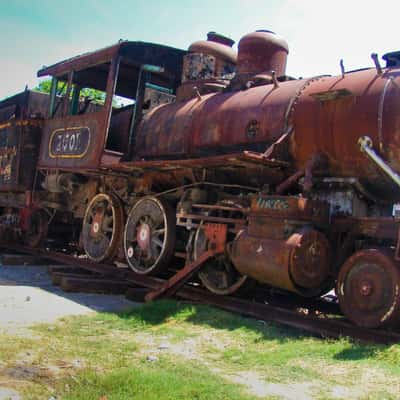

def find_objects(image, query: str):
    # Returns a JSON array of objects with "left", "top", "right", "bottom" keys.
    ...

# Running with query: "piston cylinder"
[{"left": 229, "top": 227, "right": 331, "bottom": 295}]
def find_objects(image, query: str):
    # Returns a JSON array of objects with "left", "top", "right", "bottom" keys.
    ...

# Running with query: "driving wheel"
[
  {"left": 193, "top": 201, "right": 252, "bottom": 295},
  {"left": 194, "top": 226, "right": 250, "bottom": 295},
  {"left": 82, "top": 193, "right": 124, "bottom": 262},
  {"left": 124, "top": 196, "right": 175, "bottom": 275}
]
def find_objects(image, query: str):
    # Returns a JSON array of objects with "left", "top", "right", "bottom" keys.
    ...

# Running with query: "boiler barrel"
[
  {"left": 292, "top": 68, "right": 400, "bottom": 196},
  {"left": 136, "top": 79, "right": 307, "bottom": 159},
  {"left": 136, "top": 66, "right": 400, "bottom": 196}
]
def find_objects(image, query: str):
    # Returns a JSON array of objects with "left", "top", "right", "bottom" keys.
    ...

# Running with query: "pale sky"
[{"left": 1, "top": 0, "right": 400, "bottom": 100}]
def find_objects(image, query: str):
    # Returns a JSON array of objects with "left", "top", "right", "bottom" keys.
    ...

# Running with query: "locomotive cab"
[{"left": 37, "top": 41, "right": 186, "bottom": 171}]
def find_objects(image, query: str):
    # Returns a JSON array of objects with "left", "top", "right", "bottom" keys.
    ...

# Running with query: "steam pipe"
[{"left": 358, "top": 136, "right": 400, "bottom": 188}]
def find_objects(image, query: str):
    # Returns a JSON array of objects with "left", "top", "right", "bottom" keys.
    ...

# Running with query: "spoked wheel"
[
  {"left": 81, "top": 193, "right": 124, "bottom": 262},
  {"left": 194, "top": 226, "right": 250, "bottom": 295},
  {"left": 193, "top": 200, "right": 252, "bottom": 295},
  {"left": 23, "top": 209, "right": 48, "bottom": 248},
  {"left": 337, "top": 249, "right": 400, "bottom": 328},
  {"left": 124, "top": 196, "right": 175, "bottom": 275}
]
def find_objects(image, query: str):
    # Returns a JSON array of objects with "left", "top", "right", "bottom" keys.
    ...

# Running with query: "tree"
[{"left": 34, "top": 79, "right": 106, "bottom": 105}]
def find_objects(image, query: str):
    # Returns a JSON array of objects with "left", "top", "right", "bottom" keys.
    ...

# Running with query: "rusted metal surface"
[
  {"left": 0, "top": 121, "right": 41, "bottom": 192},
  {"left": 287, "top": 229, "right": 332, "bottom": 289},
  {"left": 38, "top": 42, "right": 186, "bottom": 94},
  {"left": 38, "top": 53, "right": 116, "bottom": 172},
  {"left": 246, "top": 195, "right": 330, "bottom": 253},
  {"left": 236, "top": 30, "right": 288, "bottom": 79},
  {"left": 332, "top": 217, "right": 400, "bottom": 240},
  {"left": 177, "top": 32, "right": 236, "bottom": 101},
  {"left": 117, "top": 151, "right": 288, "bottom": 171},
  {"left": 124, "top": 196, "right": 176, "bottom": 275},
  {"left": 184, "top": 32, "right": 236, "bottom": 80},
  {"left": 182, "top": 47, "right": 235, "bottom": 83},
  {"left": 292, "top": 68, "right": 400, "bottom": 198},
  {"left": 136, "top": 77, "right": 307, "bottom": 162},
  {"left": 81, "top": 193, "right": 124, "bottom": 262},
  {"left": 113, "top": 151, "right": 287, "bottom": 190},
  {"left": 0, "top": 91, "right": 51, "bottom": 120},
  {"left": 188, "top": 34, "right": 236, "bottom": 65},
  {"left": 38, "top": 109, "right": 108, "bottom": 170},
  {"left": 0, "top": 91, "right": 45, "bottom": 194},
  {"left": 358, "top": 135, "right": 400, "bottom": 188},
  {"left": 145, "top": 249, "right": 214, "bottom": 301},
  {"left": 145, "top": 222, "right": 227, "bottom": 301},
  {"left": 37, "top": 42, "right": 186, "bottom": 172},
  {"left": 132, "top": 39, "right": 400, "bottom": 198},
  {"left": 337, "top": 249, "right": 400, "bottom": 328},
  {"left": 177, "top": 211, "right": 245, "bottom": 231},
  {"left": 250, "top": 195, "right": 329, "bottom": 224},
  {"left": 230, "top": 227, "right": 332, "bottom": 296},
  {"left": 143, "top": 87, "right": 175, "bottom": 112}
]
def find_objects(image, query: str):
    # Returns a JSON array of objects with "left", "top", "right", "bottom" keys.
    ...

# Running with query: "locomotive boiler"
[{"left": 1, "top": 29, "right": 400, "bottom": 329}]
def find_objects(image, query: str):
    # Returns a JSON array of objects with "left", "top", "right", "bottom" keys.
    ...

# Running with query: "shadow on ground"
[
  {"left": 112, "top": 298, "right": 390, "bottom": 359},
  {"left": 0, "top": 263, "right": 136, "bottom": 332}
]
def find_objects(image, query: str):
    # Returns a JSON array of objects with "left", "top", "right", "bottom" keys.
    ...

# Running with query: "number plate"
[{"left": 49, "top": 127, "right": 90, "bottom": 158}]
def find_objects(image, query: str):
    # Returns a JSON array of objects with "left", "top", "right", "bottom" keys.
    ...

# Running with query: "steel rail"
[{"left": 2, "top": 242, "right": 400, "bottom": 345}]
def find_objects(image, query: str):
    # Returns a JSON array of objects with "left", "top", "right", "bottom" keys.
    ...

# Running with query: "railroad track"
[{"left": 2, "top": 242, "right": 400, "bottom": 345}]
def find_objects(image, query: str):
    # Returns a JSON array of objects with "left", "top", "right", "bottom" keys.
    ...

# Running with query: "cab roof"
[{"left": 37, "top": 41, "right": 187, "bottom": 95}]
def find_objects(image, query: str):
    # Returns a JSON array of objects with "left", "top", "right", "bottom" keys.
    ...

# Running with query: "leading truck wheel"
[
  {"left": 82, "top": 193, "right": 124, "bottom": 262},
  {"left": 124, "top": 196, "right": 175, "bottom": 275},
  {"left": 337, "top": 249, "right": 400, "bottom": 328}
]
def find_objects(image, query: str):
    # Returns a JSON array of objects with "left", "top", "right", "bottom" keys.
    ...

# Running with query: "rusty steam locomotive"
[{"left": 1, "top": 30, "right": 400, "bottom": 329}]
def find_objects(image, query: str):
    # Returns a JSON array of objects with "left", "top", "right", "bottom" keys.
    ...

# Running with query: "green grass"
[
  {"left": 60, "top": 361, "right": 254, "bottom": 400},
  {"left": 0, "top": 300, "right": 399, "bottom": 399}
]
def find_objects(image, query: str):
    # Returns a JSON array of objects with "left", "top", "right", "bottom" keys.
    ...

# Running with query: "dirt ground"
[
  {"left": 0, "top": 262, "right": 137, "bottom": 335},
  {"left": 0, "top": 262, "right": 138, "bottom": 399}
]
